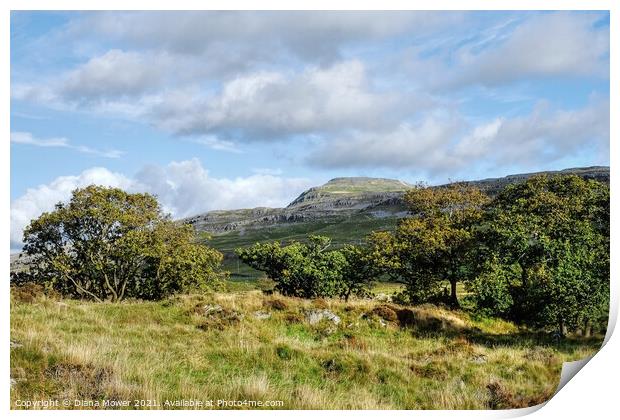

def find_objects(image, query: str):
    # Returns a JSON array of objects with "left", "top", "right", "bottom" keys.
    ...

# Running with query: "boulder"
[{"left": 305, "top": 309, "right": 341, "bottom": 325}]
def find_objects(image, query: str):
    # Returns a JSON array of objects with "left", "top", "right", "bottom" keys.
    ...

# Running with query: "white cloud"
[
  {"left": 60, "top": 49, "right": 167, "bottom": 100},
  {"left": 307, "top": 116, "right": 462, "bottom": 171},
  {"left": 10, "top": 131, "right": 68, "bottom": 147},
  {"left": 451, "top": 13, "right": 609, "bottom": 86},
  {"left": 308, "top": 100, "right": 609, "bottom": 176},
  {"left": 133, "top": 159, "right": 312, "bottom": 217},
  {"left": 69, "top": 11, "right": 459, "bottom": 61},
  {"left": 10, "top": 160, "right": 313, "bottom": 249},
  {"left": 451, "top": 99, "right": 610, "bottom": 168},
  {"left": 10, "top": 131, "right": 124, "bottom": 159},
  {"left": 190, "top": 136, "right": 243, "bottom": 154},
  {"left": 13, "top": 59, "right": 418, "bottom": 141},
  {"left": 148, "top": 60, "right": 413, "bottom": 139}
]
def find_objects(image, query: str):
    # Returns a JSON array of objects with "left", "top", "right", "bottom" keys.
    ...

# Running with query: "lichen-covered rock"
[
  {"left": 253, "top": 311, "right": 272, "bottom": 320},
  {"left": 305, "top": 309, "right": 341, "bottom": 325}
]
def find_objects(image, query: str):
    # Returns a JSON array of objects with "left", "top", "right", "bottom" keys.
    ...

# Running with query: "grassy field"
[
  {"left": 10, "top": 289, "right": 602, "bottom": 410},
  {"left": 208, "top": 214, "right": 400, "bottom": 280}
]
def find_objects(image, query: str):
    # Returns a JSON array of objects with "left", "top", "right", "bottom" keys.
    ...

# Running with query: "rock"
[
  {"left": 10, "top": 378, "right": 16, "bottom": 388},
  {"left": 471, "top": 354, "right": 487, "bottom": 364},
  {"left": 55, "top": 302, "right": 69, "bottom": 308},
  {"left": 197, "top": 304, "right": 244, "bottom": 330},
  {"left": 305, "top": 309, "right": 341, "bottom": 325},
  {"left": 253, "top": 311, "right": 272, "bottom": 320},
  {"left": 10, "top": 341, "right": 22, "bottom": 349},
  {"left": 203, "top": 304, "right": 223, "bottom": 315}
]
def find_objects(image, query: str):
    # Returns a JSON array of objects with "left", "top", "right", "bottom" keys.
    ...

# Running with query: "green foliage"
[
  {"left": 236, "top": 236, "right": 377, "bottom": 299},
  {"left": 473, "top": 175, "right": 609, "bottom": 334},
  {"left": 464, "top": 258, "right": 515, "bottom": 318},
  {"left": 339, "top": 244, "right": 380, "bottom": 300},
  {"left": 368, "top": 183, "right": 489, "bottom": 307},
  {"left": 15, "top": 185, "right": 225, "bottom": 301}
]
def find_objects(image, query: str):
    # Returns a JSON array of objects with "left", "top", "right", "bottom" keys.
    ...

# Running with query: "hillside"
[
  {"left": 187, "top": 166, "right": 609, "bottom": 236},
  {"left": 185, "top": 166, "right": 609, "bottom": 279}
]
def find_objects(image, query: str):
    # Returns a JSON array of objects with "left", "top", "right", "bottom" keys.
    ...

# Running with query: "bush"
[{"left": 371, "top": 305, "right": 398, "bottom": 322}]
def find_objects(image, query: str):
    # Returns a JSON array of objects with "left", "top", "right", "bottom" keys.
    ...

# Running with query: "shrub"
[
  {"left": 264, "top": 297, "right": 288, "bottom": 311},
  {"left": 370, "top": 305, "right": 398, "bottom": 322}
]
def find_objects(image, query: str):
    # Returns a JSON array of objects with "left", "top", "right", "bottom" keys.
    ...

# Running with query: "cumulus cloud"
[
  {"left": 60, "top": 49, "right": 167, "bottom": 100},
  {"left": 10, "top": 160, "right": 313, "bottom": 249},
  {"left": 148, "top": 60, "right": 413, "bottom": 139},
  {"left": 133, "top": 159, "right": 312, "bottom": 217},
  {"left": 10, "top": 11, "right": 610, "bottom": 181},
  {"left": 308, "top": 100, "right": 609, "bottom": 177},
  {"left": 307, "top": 116, "right": 463, "bottom": 171},
  {"left": 11, "top": 131, "right": 124, "bottom": 158},
  {"left": 451, "top": 99, "right": 610, "bottom": 168},
  {"left": 15, "top": 59, "right": 417, "bottom": 140}
]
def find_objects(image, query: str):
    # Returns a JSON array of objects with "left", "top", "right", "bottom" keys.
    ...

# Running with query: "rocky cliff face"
[
  {"left": 183, "top": 166, "right": 609, "bottom": 235},
  {"left": 185, "top": 177, "right": 412, "bottom": 234}
]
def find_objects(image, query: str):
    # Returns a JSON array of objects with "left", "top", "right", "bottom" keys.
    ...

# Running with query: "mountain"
[
  {"left": 11, "top": 166, "right": 609, "bottom": 278},
  {"left": 184, "top": 166, "right": 609, "bottom": 278},
  {"left": 184, "top": 177, "right": 411, "bottom": 235},
  {"left": 185, "top": 166, "right": 610, "bottom": 236}
]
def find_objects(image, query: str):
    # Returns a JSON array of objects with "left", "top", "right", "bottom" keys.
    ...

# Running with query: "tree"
[
  {"left": 16, "top": 185, "right": 225, "bottom": 301},
  {"left": 236, "top": 236, "right": 376, "bottom": 299},
  {"left": 339, "top": 244, "right": 379, "bottom": 301},
  {"left": 472, "top": 175, "right": 609, "bottom": 334},
  {"left": 368, "top": 182, "right": 488, "bottom": 307}
]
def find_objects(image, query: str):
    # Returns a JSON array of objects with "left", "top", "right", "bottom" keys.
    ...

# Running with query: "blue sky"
[{"left": 10, "top": 11, "right": 610, "bottom": 249}]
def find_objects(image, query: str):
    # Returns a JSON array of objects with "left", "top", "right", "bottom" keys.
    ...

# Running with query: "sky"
[{"left": 10, "top": 10, "right": 610, "bottom": 250}]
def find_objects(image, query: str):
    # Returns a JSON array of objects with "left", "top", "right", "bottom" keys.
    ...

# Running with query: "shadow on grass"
[{"left": 463, "top": 329, "right": 604, "bottom": 354}]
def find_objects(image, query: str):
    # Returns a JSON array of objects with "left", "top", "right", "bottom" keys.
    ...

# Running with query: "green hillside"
[{"left": 209, "top": 213, "right": 400, "bottom": 280}]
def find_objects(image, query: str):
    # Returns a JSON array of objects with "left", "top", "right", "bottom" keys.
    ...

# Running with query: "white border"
[{"left": 2, "top": 1, "right": 616, "bottom": 419}]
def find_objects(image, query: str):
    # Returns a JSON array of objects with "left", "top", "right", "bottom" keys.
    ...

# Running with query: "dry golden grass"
[{"left": 10, "top": 290, "right": 602, "bottom": 410}]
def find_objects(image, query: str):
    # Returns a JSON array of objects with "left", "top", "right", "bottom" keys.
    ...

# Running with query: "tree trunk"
[
  {"left": 559, "top": 319, "right": 568, "bottom": 337},
  {"left": 449, "top": 279, "right": 459, "bottom": 308},
  {"left": 584, "top": 320, "right": 592, "bottom": 338}
]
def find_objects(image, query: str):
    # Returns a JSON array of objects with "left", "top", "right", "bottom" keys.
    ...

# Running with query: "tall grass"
[{"left": 10, "top": 290, "right": 602, "bottom": 410}]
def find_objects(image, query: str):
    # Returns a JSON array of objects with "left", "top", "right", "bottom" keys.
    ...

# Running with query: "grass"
[
  {"left": 209, "top": 214, "right": 400, "bottom": 280},
  {"left": 10, "top": 290, "right": 602, "bottom": 410}
]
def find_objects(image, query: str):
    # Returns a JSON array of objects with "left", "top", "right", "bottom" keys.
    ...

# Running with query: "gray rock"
[
  {"left": 253, "top": 311, "right": 272, "bottom": 320},
  {"left": 471, "top": 354, "right": 487, "bottom": 364},
  {"left": 305, "top": 309, "right": 341, "bottom": 325},
  {"left": 203, "top": 304, "right": 223, "bottom": 315}
]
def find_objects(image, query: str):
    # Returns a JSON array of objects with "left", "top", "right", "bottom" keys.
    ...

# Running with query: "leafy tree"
[
  {"left": 473, "top": 175, "right": 609, "bottom": 335},
  {"left": 339, "top": 244, "right": 380, "bottom": 300},
  {"left": 236, "top": 236, "right": 376, "bottom": 299},
  {"left": 15, "top": 185, "right": 225, "bottom": 301},
  {"left": 368, "top": 183, "right": 489, "bottom": 307}
]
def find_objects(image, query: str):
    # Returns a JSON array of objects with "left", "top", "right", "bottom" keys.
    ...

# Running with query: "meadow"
[{"left": 10, "top": 286, "right": 602, "bottom": 410}]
